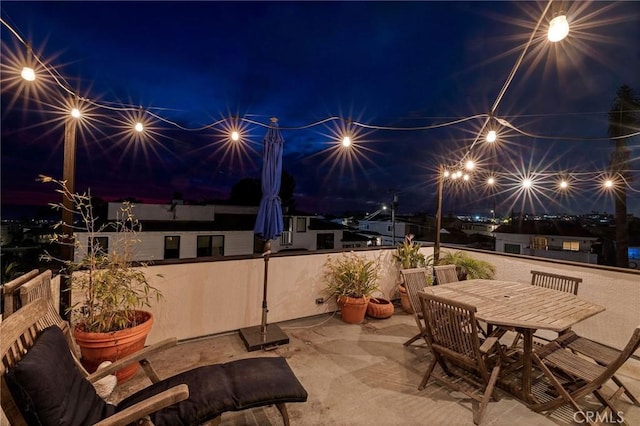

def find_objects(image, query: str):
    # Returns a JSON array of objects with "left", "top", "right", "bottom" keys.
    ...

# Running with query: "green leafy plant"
[
  {"left": 40, "top": 176, "right": 162, "bottom": 333},
  {"left": 324, "top": 251, "right": 380, "bottom": 299},
  {"left": 437, "top": 251, "right": 496, "bottom": 280},
  {"left": 393, "top": 234, "right": 428, "bottom": 269}
]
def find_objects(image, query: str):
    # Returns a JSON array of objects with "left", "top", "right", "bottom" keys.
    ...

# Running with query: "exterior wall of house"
[
  {"left": 358, "top": 220, "right": 407, "bottom": 245},
  {"left": 73, "top": 230, "right": 255, "bottom": 262},
  {"left": 495, "top": 232, "right": 598, "bottom": 264}
]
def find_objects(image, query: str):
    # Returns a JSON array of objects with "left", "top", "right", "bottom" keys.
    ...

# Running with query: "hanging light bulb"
[
  {"left": 70, "top": 108, "right": 81, "bottom": 118},
  {"left": 486, "top": 130, "right": 497, "bottom": 143},
  {"left": 548, "top": 14, "right": 569, "bottom": 42},
  {"left": 463, "top": 174, "right": 470, "bottom": 181},
  {"left": 134, "top": 122, "right": 144, "bottom": 132},
  {"left": 231, "top": 130, "right": 240, "bottom": 141},
  {"left": 522, "top": 179, "right": 533, "bottom": 189},
  {"left": 443, "top": 170, "right": 450, "bottom": 178},
  {"left": 342, "top": 136, "right": 351, "bottom": 147},
  {"left": 487, "top": 177, "right": 496, "bottom": 186},
  {"left": 559, "top": 180, "right": 568, "bottom": 189},
  {"left": 21, "top": 67, "right": 36, "bottom": 81},
  {"left": 465, "top": 160, "right": 475, "bottom": 171},
  {"left": 604, "top": 179, "right": 614, "bottom": 189}
]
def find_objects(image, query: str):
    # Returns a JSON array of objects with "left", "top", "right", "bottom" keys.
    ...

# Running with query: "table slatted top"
[{"left": 428, "top": 279, "right": 605, "bottom": 332}]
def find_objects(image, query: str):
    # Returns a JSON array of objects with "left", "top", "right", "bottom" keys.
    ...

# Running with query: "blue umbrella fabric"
[{"left": 254, "top": 117, "right": 284, "bottom": 241}]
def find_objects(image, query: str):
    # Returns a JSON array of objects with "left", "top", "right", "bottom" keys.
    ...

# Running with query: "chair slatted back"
[
  {"left": 433, "top": 265, "right": 459, "bottom": 285},
  {"left": 2, "top": 269, "right": 39, "bottom": 316},
  {"left": 530, "top": 270, "right": 581, "bottom": 295},
  {"left": 19, "top": 270, "right": 53, "bottom": 307},
  {"left": 400, "top": 268, "right": 432, "bottom": 315},
  {"left": 418, "top": 291, "right": 483, "bottom": 369}
]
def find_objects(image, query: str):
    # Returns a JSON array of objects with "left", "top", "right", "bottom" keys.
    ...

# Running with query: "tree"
[
  {"left": 228, "top": 172, "right": 297, "bottom": 211},
  {"left": 229, "top": 178, "right": 262, "bottom": 206},
  {"left": 608, "top": 84, "right": 640, "bottom": 268}
]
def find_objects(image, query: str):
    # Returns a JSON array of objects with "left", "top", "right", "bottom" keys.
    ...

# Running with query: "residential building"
[{"left": 493, "top": 219, "right": 599, "bottom": 264}]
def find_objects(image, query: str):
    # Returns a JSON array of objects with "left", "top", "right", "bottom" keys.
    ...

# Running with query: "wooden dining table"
[{"left": 428, "top": 279, "right": 605, "bottom": 404}]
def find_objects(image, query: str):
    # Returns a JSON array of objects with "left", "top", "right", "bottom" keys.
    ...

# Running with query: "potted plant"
[
  {"left": 40, "top": 176, "right": 162, "bottom": 382},
  {"left": 323, "top": 251, "right": 380, "bottom": 324},
  {"left": 393, "top": 234, "right": 430, "bottom": 313},
  {"left": 437, "top": 251, "right": 496, "bottom": 280}
]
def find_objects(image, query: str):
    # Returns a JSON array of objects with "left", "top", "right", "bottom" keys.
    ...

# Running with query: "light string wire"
[
  {"left": 2, "top": 16, "right": 638, "bottom": 140},
  {"left": 459, "top": 0, "right": 555, "bottom": 166},
  {"left": 1, "top": 14, "right": 638, "bottom": 196}
]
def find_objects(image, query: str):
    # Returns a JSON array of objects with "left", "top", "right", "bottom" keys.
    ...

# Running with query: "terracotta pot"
[
  {"left": 337, "top": 295, "right": 369, "bottom": 324},
  {"left": 397, "top": 284, "right": 414, "bottom": 314},
  {"left": 74, "top": 311, "right": 153, "bottom": 383},
  {"left": 366, "top": 298, "right": 394, "bottom": 319}
]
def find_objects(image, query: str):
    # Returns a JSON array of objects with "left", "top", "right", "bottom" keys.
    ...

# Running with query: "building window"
[
  {"left": 296, "top": 217, "right": 307, "bottom": 232},
  {"left": 504, "top": 243, "right": 520, "bottom": 254},
  {"left": 164, "top": 236, "right": 180, "bottom": 259},
  {"left": 562, "top": 241, "right": 580, "bottom": 251},
  {"left": 196, "top": 235, "right": 224, "bottom": 257},
  {"left": 281, "top": 217, "right": 293, "bottom": 245},
  {"left": 90, "top": 236, "right": 109, "bottom": 255},
  {"left": 530, "top": 237, "right": 547, "bottom": 250},
  {"left": 317, "top": 233, "right": 335, "bottom": 250}
]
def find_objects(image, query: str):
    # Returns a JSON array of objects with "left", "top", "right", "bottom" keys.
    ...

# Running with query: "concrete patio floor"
[{"left": 110, "top": 305, "right": 640, "bottom": 425}]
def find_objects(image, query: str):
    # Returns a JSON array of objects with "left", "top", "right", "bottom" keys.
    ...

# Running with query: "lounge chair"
[{"left": 1, "top": 298, "right": 308, "bottom": 426}]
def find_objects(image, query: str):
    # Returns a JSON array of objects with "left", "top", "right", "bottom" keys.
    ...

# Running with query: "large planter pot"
[
  {"left": 74, "top": 311, "right": 153, "bottom": 383},
  {"left": 337, "top": 295, "right": 369, "bottom": 324},
  {"left": 366, "top": 298, "right": 394, "bottom": 319},
  {"left": 397, "top": 283, "right": 414, "bottom": 314}
]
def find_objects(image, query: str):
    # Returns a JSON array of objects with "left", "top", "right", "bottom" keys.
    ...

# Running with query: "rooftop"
[{"left": 109, "top": 307, "right": 640, "bottom": 425}]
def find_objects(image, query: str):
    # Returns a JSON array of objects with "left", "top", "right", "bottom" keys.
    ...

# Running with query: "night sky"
[{"left": 1, "top": 1, "right": 639, "bottom": 218}]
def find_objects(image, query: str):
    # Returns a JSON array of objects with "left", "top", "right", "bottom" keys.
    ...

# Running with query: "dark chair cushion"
[
  {"left": 117, "top": 356, "right": 308, "bottom": 426},
  {"left": 5, "top": 326, "right": 116, "bottom": 426}
]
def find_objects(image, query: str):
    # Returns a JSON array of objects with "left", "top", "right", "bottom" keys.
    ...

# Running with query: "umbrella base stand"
[{"left": 239, "top": 324, "right": 289, "bottom": 352}]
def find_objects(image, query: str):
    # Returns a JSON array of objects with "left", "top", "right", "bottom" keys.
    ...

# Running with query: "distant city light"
[
  {"left": 21, "top": 66, "right": 35, "bottom": 81},
  {"left": 486, "top": 130, "right": 497, "bottom": 143},
  {"left": 548, "top": 15, "right": 570, "bottom": 42},
  {"left": 342, "top": 136, "right": 351, "bottom": 147},
  {"left": 134, "top": 122, "right": 144, "bottom": 132},
  {"left": 71, "top": 108, "right": 81, "bottom": 118}
]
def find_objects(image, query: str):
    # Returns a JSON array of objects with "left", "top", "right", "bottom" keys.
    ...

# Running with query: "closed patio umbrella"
[{"left": 239, "top": 117, "right": 290, "bottom": 351}]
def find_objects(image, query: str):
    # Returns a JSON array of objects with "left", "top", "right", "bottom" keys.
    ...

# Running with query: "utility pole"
[{"left": 391, "top": 193, "right": 398, "bottom": 246}]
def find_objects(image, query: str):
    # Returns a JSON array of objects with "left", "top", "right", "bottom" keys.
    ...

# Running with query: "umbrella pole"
[
  {"left": 260, "top": 241, "right": 270, "bottom": 335},
  {"left": 238, "top": 240, "right": 289, "bottom": 351}
]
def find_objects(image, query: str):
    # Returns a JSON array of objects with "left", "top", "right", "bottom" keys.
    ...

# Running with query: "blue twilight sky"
[{"left": 1, "top": 1, "right": 639, "bottom": 217}]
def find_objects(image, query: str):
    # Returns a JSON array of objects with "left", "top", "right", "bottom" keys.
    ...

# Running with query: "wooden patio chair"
[
  {"left": 1, "top": 298, "right": 308, "bottom": 426},
  {"left": 400, "top": 268, "right": 432, "bottom": 347},
  {"left": 531, "top": 326, "right": 640, "bottom": 424},
  {"left": 530, "top": 270, "right": 582, "bottom": 295},
  {"left": 433, "top": 264, "right": 459, "bottom": 285},
  {"left": 555, "top": 330, "right": 639, "bottom": 406},
  {"left": 417, "top": 291, "right": 502, "bottom": 425},
  {"left": 511, "top": 270, "right": 583, "bottom": 349}
]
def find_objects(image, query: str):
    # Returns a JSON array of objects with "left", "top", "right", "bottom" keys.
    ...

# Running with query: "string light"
[
  {"left": 21, "top": 66, "right": 35, "bottom": 81},
  {"left": 548, "top": 14, "right": 570, "bottom": 42},
  {"left": 487, "top": 177, "right": 496, "bottom": 186},
  {"left": 1, "top": 16, "right": 638, "bottom": 200}
]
